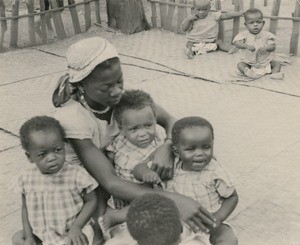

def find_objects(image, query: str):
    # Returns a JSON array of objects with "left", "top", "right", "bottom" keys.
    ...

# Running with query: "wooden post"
[
  {"left": 159, "top": 0, "right": 167, "bottom": 29},
  {"left": 177, "top": 0, "right": 187, "bottom": 34},
  {"left": 290, "top": 0, "right": 300, "bottom": 55},
  {"left": 151, "top": 1, "right": 157, "bottom": 28},
  {"left": 232, "top": 0, "right": 243, "bottom": 41},
  {"left": 269, "top": 0, "right": 281, "bottom": 34},
  {"left": 50, "top": 0, "right": 66, "bottom": 39},
  {"left": 215, "top": 0, "right": 224, "bottom": 41},
  {"left": 264, "top": 0, "right": 268, "bottom": 6},
  {"left": 249, "top": 0, "right": 255, "bottom": 8},
  {"left": 84, "top": 0, "right": 92, "bottom": 31},
  {"left": 166, "top": 0, "right": 175, "bottom": 31},
  {"left": 68, "top": 0, "right": 81, "bottom": 34},
  {"left": 0, "top": 0, "right": 7, "bottom": 50},
  {"left": 10, "top": 0, "right": 19, "bottom": 48},
  {"left": 39, "top": 0, "right": 48, "bottom": 43},
  {"left": 94, "top": 0, "right": 101, "bottom": 24},
  {"left": 26, "top": 0, "right": 36, "bottom": 46}
]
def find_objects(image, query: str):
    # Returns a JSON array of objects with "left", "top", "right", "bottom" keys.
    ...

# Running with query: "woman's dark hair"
[{"left": 20, "top": 116, "right": 65, "bottom": 151}]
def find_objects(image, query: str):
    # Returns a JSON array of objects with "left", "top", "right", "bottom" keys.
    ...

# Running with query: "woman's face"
[{"left": 82, "top": 60, "right": 124, "bottom": 107}]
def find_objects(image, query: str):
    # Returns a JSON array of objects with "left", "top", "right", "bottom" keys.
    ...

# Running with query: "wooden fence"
[
  {"left": 0, "top": 0, "right": 102, "bottom": 50},
  {"left": 148, "top": 0, "right": 300, "bottom": 55}
]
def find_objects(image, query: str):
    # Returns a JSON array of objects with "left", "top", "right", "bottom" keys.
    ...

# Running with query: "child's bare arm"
[
  {"left": 21, "top": 194, "right": 36, "bottom": 244},
  {"left": 66, "top": 190, "right": 97, "bottom": 245},
  {"left": 234, "top": 40, "right": 255, "bottom": 51},
  {"left": 134, "top": 162, "right": 161, "bottom": 184},
  {"left": 211, "top": 189, "right": 238, "bottom": 230},
  {"left": 181, "top": 14, "right": 198, "bottom": 32},
  {"left": 220, "top": 11, "right": 243, "bottom": 20}
]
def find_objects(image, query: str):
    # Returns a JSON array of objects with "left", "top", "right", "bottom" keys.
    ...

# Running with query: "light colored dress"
[
  {"left": 233, "top": 30, "right": 277, "bottom": 75},
  {"left": 15, "top": 162, "right": 98, "bottom": 245},
  {"left": 186, "top": 11, "right": 222, "bottom": 43},
  {"left": 54, "top": 99, "right": 120, "bottom": 165},
  {"left": 106, "top": 125, "right": 166, "bottom": 183}
]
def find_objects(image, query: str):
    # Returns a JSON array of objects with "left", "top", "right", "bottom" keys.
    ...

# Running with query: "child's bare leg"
[
  {"left": 185, "top": 41, "right": 195, "bottom": 59},
  {"left": 12, "top": 230, "right": 42, "bottom": 245},
  {"left": 270, "top": 60, "right": 284, "bottom": 79},
  {"left": 215, "top": 39, "right": 237, "bottom": 54},
  {"left": 45, "top": 13, "right": 54, "bottom": 32},
  {"left": 209, "top": 224, "right": 238, "bottom": 245},
  {"left": 237, "top": 61, "right": 249, "bottom": 75}
]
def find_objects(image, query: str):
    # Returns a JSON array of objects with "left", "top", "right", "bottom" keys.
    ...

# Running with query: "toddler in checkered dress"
[
  {"left": 12, "top": 116, "right": 98, "bottom": 245},
  {"left": 98, "top": 89, "right": 166, "bottom": 240},
  {"left": 165, "top": 116, "right": 239, "bottom": 245}
]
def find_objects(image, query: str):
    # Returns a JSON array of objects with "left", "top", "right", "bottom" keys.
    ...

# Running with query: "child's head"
[
  {"left": 127, "top": 193, "right": 182, "bottom": 245},
  {"left": 192, "top": 0, "right": 211, "bottom": 19},
  {"left": 172, "top": 116, "right": 214, "bottom": 172},
  {"left": 114, "top": 90, "right": 157, "bottom": 148},
  {"left": 20, "top": 116, "right": 66, "bottom": 175},
  {"left": 243, "top": 8, "right": 265, "bottom": 35}
]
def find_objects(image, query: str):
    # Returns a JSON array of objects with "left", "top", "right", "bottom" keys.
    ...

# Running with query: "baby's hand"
[
  {"left": 113, "top": 197, "right": 129, "bottom": 209},
  {"left": 142, "top": 172, "right": 162, "bottom": 184},
  {"left": 257, "top": 47, "right": 269, "bottom": 55},
  {"left": 246, "top": 45, "right": 255, "bottom": 52},
  {"left": 189, "top": 14, "right": 199, "bottom": 21},
  {"left": 66, "top": 225, "right": 88, "bottom": 245}
]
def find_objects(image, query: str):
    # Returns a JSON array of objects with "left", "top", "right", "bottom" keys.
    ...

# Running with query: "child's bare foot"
[
  {"left": 244, "top": 67, "right": 262, "bottom": 79},
  {"left": 185, "top": 48, "right": 194, "bottom": 59},
  {"left": 228, "top": 46, "right": 238, "bottom": 54},
  {"left": 98, "top": 216, "right": 112, "bottom": 241},
  {"left": 270, "top": 72, "right": 284, "bottom": 80}
]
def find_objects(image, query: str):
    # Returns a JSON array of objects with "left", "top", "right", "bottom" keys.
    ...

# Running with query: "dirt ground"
[{"left": 1, "top": 0, "right": 299, "bottom": 54}]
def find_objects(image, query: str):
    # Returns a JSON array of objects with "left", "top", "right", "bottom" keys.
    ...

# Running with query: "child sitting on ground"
[
  {"left": 98, "top": 89, "right": 166, "bottom": 240},
  {"left": 164, "top": 116, "right": 239, "bottom": 245},
  {"left": 182, "top": 0, "right": 242, "bottom": 58},
  {"left": 11, "top": 116, "right": 98, "bottom": 245},
  {"left": 233, "top": 8, "right": 284, "bottom": 79}
]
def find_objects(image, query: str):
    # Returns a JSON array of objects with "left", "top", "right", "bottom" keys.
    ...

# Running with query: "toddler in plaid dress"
[
  {"left": 12, "top": 116, "right": 98, "bottom": 245},
  {"left": 165, "top": 116, "right": 239, "bottom": 245},
  {"left": 98, "top": 89, "right": 166, "bottom": 241}
]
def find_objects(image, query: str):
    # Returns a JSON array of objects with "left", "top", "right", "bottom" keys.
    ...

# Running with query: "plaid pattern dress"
[
  {"left": 166, "top": 159, "right": 235, "bottom": 213},
  {"left": 106, "top": 125, "right": 166, "bottom": 183},
  {"left": 16, "top": 162, "right": 98, "bottom": 244}
]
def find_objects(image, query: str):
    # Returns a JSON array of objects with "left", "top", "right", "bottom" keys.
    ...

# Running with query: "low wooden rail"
[
  {"left": 148, "top": 0, "right": 300, "bottom": 55},
  {"left": 0, "top": 0, "right": 102, "bottom": 50}
]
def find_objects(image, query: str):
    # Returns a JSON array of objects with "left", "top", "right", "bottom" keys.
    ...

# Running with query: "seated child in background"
[
  {"left": 11, "top": 116, "right": 98, "bottom": 245},
  {"left": 233, "top": 8, "right": 284, "bottom": 79},
  {"left": 182, "top": 0, "right": 242, "bottom": 58},
  {"left": 98, "top": 89, "right": 166, "bottom": 240},
  {"left": 165, "top": 116, "right": 239, "bottom": 245},
  {"left": 126, "top": 193, "right": 182, "bottom": 245}
]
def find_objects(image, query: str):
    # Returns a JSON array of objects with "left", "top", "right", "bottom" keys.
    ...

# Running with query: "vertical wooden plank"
[
  {"left": 269, "top": 0, "right": 281, "bottom": 34},
  {"left": 166, "top": 1, "right": 175, "bottom": 31},
  {"left": 159, "top": 1, "right": 167, "bottom": 29},
  {"left": 68, "top": 0, "right": 81, "bottom": 34},
  {"left": 232, "top": 0, "right": 243, "bottom": 41},
  {"left": 10, "top": 0, "right": 19, "bottom": 48},
  {"left": 151, "top": 2, "right": 157, "bottom": 28},
  {"left": 39, "top": 0, "right": 47, "bottom": 43},
  {"left": 290, "top": 1, "right": 300, "bottom": 55},
  {"left": 50, "top": 0, "right": 66, "bottom": 39},
  {"left": 94, "top": 0, "right": 101, "bottom": 24},
  {"left": 215, "top": 0, "right": 224, "bottom": 41},
  {"left": 264, "top": 0, "right": 268, "bottom": 6},
  {"left": 26, "top": 0, "right": 36, "bottom": 45},
  {"left": 84, "top": 0, "right": 91, "bottom": 31},
  {"left": 0, "top": 0, "right": 7, "bottom": 50},
  {"left": 177, "top": 3, "right": 187, "bottom": 34},
  {"left": 249, "top": 0, "right": 255, "bottom": 8}
]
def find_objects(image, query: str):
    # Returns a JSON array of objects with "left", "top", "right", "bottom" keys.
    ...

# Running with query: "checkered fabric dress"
[
  {"left": 106, "top": 125, "right": 166, "bottom": 183},
  {"left": 15, "top": 162, "right": 98, "bottom": 244}
]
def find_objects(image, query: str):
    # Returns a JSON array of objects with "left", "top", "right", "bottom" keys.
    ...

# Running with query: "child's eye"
[
  {"left": 145, "top": 123, "right": 152, "bottom": 128},
  {"left": 37, "top": 152, "right": 46, "bottom": 158},
  {"left": 203, "top": 145, "right": 211, "bottom": 149},
  {"left": 54, "top": 148, "right": 62, "bottom": 153}
]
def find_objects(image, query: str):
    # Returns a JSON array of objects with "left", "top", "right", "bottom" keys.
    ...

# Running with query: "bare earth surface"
[{"left": 1, "top": 1, "right": 300, "bottom": 245}]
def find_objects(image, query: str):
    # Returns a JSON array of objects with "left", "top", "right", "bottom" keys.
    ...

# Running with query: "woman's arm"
[
  {"left": 66, "top": 190, "right": 97, "bottom": 245},
  {"left": 21, "top": 194, "right": 36, "bottom": 244},
  {"left": 69, "top": 138, "right": 216, "bottom": 232}
]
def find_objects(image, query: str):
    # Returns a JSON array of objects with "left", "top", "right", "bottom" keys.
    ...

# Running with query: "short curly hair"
[
  {"left": 20, "top": 116, "right": 65, "bottom": 151},
  {"left": 172, "top": 116, "right": 214, "bottom": 145},
  {"left": 127, "top": 194, "right": 182, "bottom": 245},
  {"left": 114, "top": 90, "right": 156, "bottom": 126}
]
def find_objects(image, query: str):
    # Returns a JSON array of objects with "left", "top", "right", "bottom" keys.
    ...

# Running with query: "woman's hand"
[
  {"left": 151, "top": 141, "right": 174, "bottom": 181},
  {"left": 66, "top": 225, "right": 88, "bottom": 245}
]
